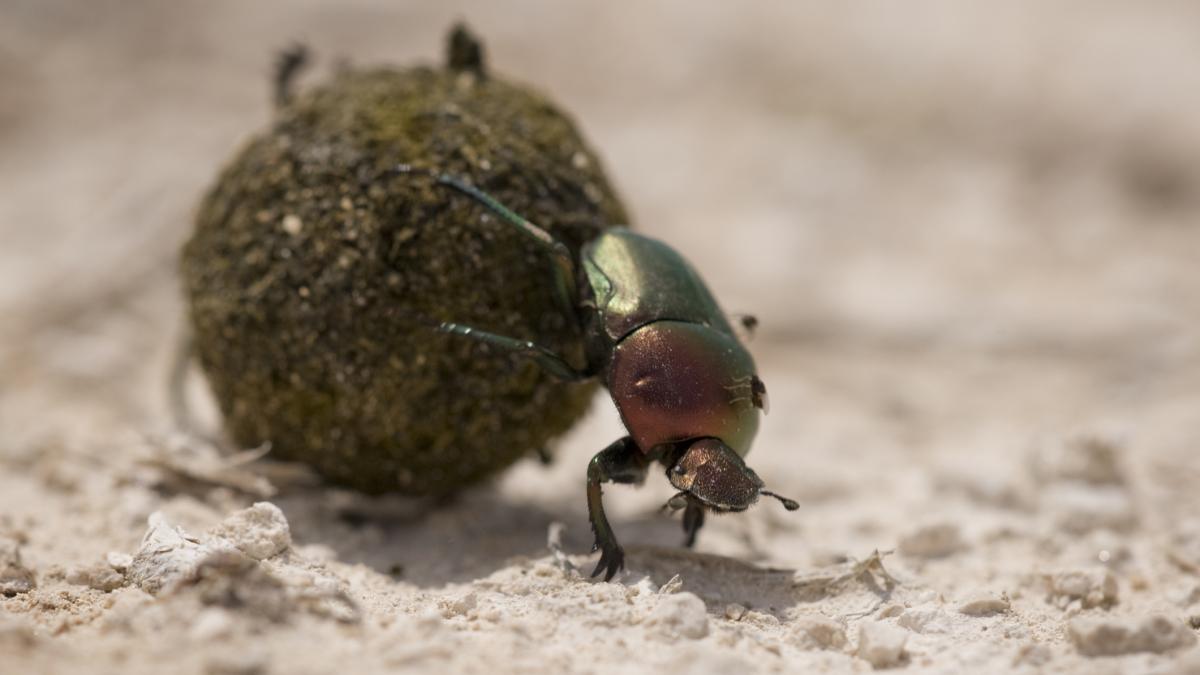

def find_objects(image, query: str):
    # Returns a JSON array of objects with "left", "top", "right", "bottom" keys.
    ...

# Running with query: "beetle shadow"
[
  {"left": 270, "top": 479, "right": 895, "bottom": 621},
  {"left": 272, "top": 483, "right": 574, "bottom": 587},
  {"left": 269, "top": 477, "right": 765, "bottom": 589},
  {"left": 141, "top": 439, "right": 896, "bottom": 618},
  {"left": 618, "top": 535, "right": 899, "bottom": 621},
  {"left": 588, "top": 515, "right": 830, "bottom": 620},
  {"left": 265, "top": 483, "right": 704, "bottom": 586}
]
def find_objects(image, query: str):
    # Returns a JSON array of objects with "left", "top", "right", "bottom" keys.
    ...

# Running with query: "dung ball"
[{"left": 181, "top": 25, "right": 628, "bottom": 496}]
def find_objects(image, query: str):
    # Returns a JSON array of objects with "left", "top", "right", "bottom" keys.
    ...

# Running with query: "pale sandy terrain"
[{"left": 3, "top": 2, "right": 1200, "bottom": 673}]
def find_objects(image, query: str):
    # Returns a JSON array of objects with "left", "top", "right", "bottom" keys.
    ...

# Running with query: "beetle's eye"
[{"left": 750, "top": 376, "right": 769, "bottom": 414}]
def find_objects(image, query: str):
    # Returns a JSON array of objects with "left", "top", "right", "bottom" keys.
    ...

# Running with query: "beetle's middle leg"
[
  {"left": 438, "top": 321, "right": 592, "bottom": 381},
  {"left": 587, "top": 436, "right": 647, "bottom": 581}
]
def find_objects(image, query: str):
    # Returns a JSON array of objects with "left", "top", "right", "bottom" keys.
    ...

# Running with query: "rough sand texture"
[{"left": 2, "top": 2, "right": 1200, "bottom": 673}]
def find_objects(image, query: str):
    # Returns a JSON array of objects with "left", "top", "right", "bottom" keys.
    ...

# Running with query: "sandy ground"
[{"left": 3, "top": 1, "right": 1200, "bottom": 673}]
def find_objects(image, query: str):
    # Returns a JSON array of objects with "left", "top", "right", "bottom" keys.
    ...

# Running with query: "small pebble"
[
  {"left": 1045, "top": 569, "right": 1118, "bottom": 609},
  {"left": 647, "top": 592, "right": 709, "bottom": 641},
  {"left": 898, "top": 607, "right": 951, "bottom": 634},
  {"left": 1044, "top": 484, "right": 1136, "bottom": 534},
  {"left": 106, "top": 552, "right": 133, "bottom": 572},
  {"left": 857, "top": 621, "right": 908, "bottom": 669},
  {"left": 281, "top": 214, "right": 303, "bottom": 235},
  {"left": 876, "top": 603, "right": 904, "bottom": 619},
  {"left": 1068, "top": 614, "right": 1196, "bottom": 657},
  {"left": 899, "top": 523, "right": 965, "bottom": 559},
  {"left": 128, "top": 512, "right": 237, "bottom": 594},
  {"left": 1030, "top": 433, "right": 1126, "bottom": 485},
  {"left": 1012, "top": 643, "right": 1053, "bottom": 667},
  {"left": 66, "top": 562, "right": 125, "bottom": 592},
  {"left": 0, "top": 539, "right": 36, "bottom": 595},
  {"left": 209, "top": 502, "right": 291, "bottom": 561},
  {"left": 958, "top": 590, "right": 1011, "bottom": 616},
  {"left": 190, "top": 608, "right": 236, "bottom": 641},
  {"left": 790, "top": 615, "right": 848, "bottom": 651},
  {"left": 439, "top": 592, "right": 477, "bottom": 618},
  {"left": 743, "top": 610, "right": 780, "bottom": 626}
]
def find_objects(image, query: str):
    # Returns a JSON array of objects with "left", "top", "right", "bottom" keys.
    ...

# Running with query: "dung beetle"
[{"left": 394, "top": 167, "right": 799, "bottom": 581}]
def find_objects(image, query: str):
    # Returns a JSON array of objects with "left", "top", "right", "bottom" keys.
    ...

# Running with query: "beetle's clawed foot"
[{"left": 590, "top": 536, "right": 625, "bottom": 582}]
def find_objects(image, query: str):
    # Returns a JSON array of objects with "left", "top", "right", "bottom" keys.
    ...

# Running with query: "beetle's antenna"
[{"left": 760, "top": 489, "right": 799, "bottom": 511}]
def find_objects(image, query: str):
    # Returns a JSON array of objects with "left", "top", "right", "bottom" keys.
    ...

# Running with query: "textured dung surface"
[{"left": 182, "top": 58, "right": 624, "bottom": 495}]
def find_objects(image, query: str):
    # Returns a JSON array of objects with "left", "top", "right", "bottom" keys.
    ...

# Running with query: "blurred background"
[
  {"left": 3, "top": 0, "right": 1198, "bottom": 405},
  {"left": 1, "top": 1, "right": 1199, "bottom": 670}
]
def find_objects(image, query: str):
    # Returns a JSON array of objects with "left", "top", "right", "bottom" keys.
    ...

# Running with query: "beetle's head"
[{"left": 667, "top": 438, "right": 798, "bottom": 513}]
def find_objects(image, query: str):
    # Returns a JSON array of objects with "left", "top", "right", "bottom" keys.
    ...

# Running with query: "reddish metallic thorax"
[{"left": 607, "top": 320, "right": 760, "bottom": 456}]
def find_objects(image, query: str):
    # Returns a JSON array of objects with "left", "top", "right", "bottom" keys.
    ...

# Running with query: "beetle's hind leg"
[
  {"left": 437, "top": 322, "right": 592, "bottom": 381},
  {"left": 587, "top": 436, "right": 647, "bottom": 581},
  {"left": 273, "top": 43, "right": 310, "bottom": 108},
  {"left": 393, "top": 166, "right": 579, "bottom": 315}
]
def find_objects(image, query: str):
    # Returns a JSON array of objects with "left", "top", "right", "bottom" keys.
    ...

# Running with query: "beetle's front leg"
[
  {"left": 681, "top": 500, "right": 706, "bottom": 548},
  {"left": 661, "top": 491, "right": 706, "bottom": 548},
  {"left": 586, "top": 436, "right": 647, "bottom": 581}
]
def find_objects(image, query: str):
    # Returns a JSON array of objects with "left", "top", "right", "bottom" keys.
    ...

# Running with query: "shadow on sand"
[{"left": 268, "top": 478, "right": 897, "bottom": 619}]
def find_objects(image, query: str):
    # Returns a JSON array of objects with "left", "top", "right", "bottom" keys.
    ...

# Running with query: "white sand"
[{"left": 2, "top": 2, "right": 1200, "bottom": 673}]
